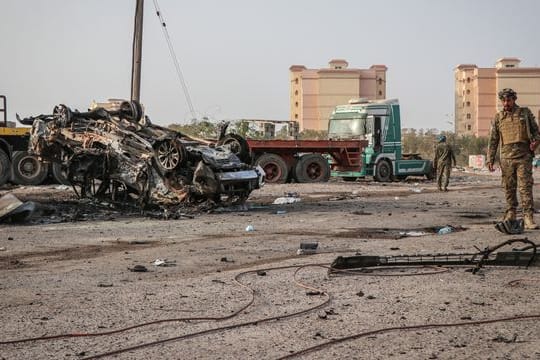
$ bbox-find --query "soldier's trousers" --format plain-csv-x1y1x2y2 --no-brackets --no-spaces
436,162,451,190
500,157,534,215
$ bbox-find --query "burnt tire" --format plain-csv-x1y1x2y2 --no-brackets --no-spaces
255,153,288,183
294,154,330,183
0,149,10,186
52,162,71,185
218,134,251,163
11,151,48,185
374,160,392,182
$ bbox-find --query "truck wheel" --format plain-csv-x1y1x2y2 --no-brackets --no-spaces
11,151,48,185
0,149,10,186
255,153,288,183
294,154,331,183
52,162,71,185
218,134,251,164
374,160,392,182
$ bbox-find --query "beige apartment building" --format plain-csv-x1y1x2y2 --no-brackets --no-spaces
455,58,540,137
289,59,387,131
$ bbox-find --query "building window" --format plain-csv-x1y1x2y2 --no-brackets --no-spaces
467,77,471,83
294,114,298,119
466,113,471,119
466,89,470,94
466,101,470,107
294,90,298,95
295,102,298,107
378,78,383,85
506,64,514,68
467,124,472,131
295,78,299,84
378,90,382,96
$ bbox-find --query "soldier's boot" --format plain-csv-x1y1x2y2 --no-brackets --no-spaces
503,209,516,222
524,213,539,230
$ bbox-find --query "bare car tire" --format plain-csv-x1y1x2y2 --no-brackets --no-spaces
0,149,10,186
218,134,251,164
374,159,392,182
255,153,288,184
294,154,330,183
11,151,48,185
154,139,186,175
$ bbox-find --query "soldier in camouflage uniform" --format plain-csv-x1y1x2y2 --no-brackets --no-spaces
434,135,456,191
487,88,540,229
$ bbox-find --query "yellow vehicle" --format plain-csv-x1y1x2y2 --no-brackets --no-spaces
0,95,50,186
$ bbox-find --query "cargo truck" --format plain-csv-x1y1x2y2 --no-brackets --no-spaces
238,98,433,183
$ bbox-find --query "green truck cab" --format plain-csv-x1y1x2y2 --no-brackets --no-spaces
328,98,434,182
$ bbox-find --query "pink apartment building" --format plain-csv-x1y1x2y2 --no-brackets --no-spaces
289,59,387,131
455,58,540,137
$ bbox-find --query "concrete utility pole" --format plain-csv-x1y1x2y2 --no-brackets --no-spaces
131,0,144,102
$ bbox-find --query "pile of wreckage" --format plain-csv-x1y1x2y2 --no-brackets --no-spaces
15,99,264,213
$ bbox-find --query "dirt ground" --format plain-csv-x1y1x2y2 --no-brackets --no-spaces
1,170,539,360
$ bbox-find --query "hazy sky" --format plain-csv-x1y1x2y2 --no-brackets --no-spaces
1,0,539,130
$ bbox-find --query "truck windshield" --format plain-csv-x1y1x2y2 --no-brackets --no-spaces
328,112,367,137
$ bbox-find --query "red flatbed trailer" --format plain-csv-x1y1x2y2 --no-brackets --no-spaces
246,139,369,183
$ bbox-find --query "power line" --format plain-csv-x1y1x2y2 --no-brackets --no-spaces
152,0,197,120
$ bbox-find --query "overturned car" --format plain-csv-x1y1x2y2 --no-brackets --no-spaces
18,100,264,209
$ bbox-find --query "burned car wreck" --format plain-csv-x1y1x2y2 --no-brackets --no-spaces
18,100,264,210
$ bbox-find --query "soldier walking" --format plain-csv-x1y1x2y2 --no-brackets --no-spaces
487,88,540,229
434,135,456,191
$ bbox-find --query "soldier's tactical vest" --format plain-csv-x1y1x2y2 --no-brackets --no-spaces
499,107,530,145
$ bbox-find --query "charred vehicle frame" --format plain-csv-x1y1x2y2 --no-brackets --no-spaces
18,99,264,209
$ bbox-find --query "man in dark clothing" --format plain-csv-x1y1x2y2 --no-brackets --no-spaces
433,135,456,191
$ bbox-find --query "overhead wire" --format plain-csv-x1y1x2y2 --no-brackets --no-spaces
152,0,197,120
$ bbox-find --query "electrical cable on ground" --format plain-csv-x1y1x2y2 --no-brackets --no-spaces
276,313,540,359
81,265,454,359
2,240,538,358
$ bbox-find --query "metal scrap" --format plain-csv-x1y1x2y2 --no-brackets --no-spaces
0,193,36,223
18,100,264,210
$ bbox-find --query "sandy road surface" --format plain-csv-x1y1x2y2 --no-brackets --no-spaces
0,170,539,359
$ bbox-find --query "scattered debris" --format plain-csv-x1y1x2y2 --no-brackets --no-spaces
297,242,319,255
330,239,539,273
351,210,372,215
97,282,114,287
0,247,6,251
220,257,234,263
275,210,287,215
256,270,267,276
491,334,519,343
245,224,255,232
399,231,427,237
273,197,301,205
437,225,454,235
0,193,36,223
305,290,322,296
494,219,524,235
152,259,176,267
128,265,148,272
